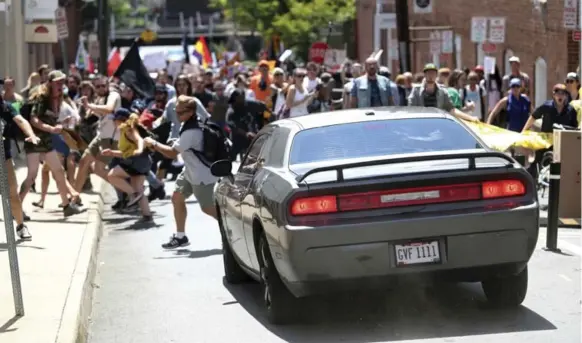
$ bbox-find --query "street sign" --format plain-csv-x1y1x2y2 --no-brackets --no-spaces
573,30,581,41
441,30,453,53
414,0,432,14
471,17,488,43
488,17,506,43
429,31,441,55
309,41,329,64
482,42,497,53
55,7,68,39
563,0,578,29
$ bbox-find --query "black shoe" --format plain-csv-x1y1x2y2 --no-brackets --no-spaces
23,212,30,221
147,186,166,202
112,199,126,211
16,224,32,241
161,234,190,249
63,203,82,217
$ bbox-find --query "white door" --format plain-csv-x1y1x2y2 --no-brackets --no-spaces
535,57,548,108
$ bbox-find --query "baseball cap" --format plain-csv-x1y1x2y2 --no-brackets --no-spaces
553,83,568,93
48,70,66,82
113,108,131,121
566,72,579,82
423,63,438,72
473,65,484,72
508,56,521,63
509,78,522,88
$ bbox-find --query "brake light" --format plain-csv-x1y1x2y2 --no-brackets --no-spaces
482,180,526,199
338,184,481,211
289,180,526,216
290,195,338,216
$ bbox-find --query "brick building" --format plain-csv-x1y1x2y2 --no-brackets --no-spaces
356,0,580,106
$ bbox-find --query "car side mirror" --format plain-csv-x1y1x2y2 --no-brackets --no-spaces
210,159,233,177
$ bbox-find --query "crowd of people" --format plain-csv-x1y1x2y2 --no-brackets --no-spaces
0,53,579,248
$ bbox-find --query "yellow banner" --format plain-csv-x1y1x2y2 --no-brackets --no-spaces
465,121,553,152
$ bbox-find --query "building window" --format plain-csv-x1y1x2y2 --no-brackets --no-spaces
535,57,548,108
504,49,515,76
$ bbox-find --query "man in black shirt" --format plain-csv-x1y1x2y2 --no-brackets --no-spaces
226,89,262,161
522,83,578,133
193,76,217,111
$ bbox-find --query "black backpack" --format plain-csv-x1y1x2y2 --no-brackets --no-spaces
180,118,231,167
2,100,31,142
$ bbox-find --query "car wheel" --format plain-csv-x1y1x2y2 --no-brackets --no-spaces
481,265,528,307
258,233,296,325
217,208,249,284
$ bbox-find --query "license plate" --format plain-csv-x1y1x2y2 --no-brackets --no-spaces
395,241,440,266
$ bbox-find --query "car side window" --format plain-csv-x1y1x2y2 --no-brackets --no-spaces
239,134,270,174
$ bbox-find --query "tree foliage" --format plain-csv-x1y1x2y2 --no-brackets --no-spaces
108,0,151,29
210,0,356,57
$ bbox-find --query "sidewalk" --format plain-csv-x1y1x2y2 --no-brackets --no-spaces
0,164,106,343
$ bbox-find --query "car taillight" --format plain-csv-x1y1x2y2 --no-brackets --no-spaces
290,195,338,216
338,183,482,211
482,180,526,199
289,180,526,216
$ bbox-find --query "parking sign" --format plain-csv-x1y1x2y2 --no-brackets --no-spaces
441,30,453,53
563,0,578,29
471,17,488,43
488,17,506,43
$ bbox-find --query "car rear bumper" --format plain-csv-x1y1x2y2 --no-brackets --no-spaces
272,204,539,297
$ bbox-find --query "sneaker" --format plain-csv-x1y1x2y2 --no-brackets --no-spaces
16,224,32,241
63,203,82,217
23,212,30,221
161,234,190,249
126,192,144,208
147,186,166,202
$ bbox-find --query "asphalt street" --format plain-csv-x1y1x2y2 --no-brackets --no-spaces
88,182,581,343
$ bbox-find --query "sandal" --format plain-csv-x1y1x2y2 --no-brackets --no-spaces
31,201,44,209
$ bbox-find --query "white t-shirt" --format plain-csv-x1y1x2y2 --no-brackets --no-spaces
97,91,122,141
462,85,487,120
303,77,321,93
172,128,218,186
58,101,80,129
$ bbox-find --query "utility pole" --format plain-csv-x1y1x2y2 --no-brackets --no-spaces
98,0,110,75
395,0,411,72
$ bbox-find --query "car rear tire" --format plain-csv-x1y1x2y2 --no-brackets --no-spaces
217,207,250,284
481,265,528,307
258,233,296,325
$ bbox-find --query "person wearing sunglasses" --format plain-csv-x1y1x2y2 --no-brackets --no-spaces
565,72,580,101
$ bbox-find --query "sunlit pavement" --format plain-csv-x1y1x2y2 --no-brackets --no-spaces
87,181,580,343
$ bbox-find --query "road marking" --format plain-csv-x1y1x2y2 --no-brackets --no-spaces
558,239,582,256
559,274,572,282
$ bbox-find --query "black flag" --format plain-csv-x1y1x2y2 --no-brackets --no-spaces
114,40,156,99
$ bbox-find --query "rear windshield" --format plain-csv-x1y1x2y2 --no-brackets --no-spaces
289,118,482,165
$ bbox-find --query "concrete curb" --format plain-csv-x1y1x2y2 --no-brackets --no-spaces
539,215,581,228
54,179,108,343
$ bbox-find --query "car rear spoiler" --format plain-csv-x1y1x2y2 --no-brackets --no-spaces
296,149,518,183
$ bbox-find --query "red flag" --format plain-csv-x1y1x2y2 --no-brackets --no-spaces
87,56,95,73
107,48,122,76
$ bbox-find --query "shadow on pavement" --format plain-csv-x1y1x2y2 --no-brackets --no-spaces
0,241,45,251
224,279,556,343
153,248,223,259
0,315,22,333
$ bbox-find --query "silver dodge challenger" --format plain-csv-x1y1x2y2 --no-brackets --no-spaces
210,107,539,324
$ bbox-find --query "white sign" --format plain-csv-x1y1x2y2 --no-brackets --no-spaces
471,17,488,43
484,56,496,74
563,0,578,29
441,30,453,53
25,0,59,21
55,7,68,39
430,31,441,55
324,49,347,67
414,0,432,14
488,17,506,43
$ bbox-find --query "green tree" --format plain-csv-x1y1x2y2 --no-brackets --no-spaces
210,0,355,58
108,0,150,29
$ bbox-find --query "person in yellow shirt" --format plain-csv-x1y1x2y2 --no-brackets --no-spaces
101,108,153,223
568,99,582,128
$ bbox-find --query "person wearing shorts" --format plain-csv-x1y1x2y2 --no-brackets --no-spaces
144,95,218,249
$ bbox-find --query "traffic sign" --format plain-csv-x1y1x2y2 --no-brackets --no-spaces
471,17,488,43
309,42,329,64
563,0,578,29
488,17,506,44
482,42,497,53
55,7,68,40
573,30,581,42
441,30,453,54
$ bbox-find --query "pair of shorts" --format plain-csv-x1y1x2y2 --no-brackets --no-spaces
85,136,118,164
52,134,70,157
174,172,215,209
118,154,152,176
